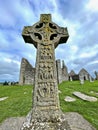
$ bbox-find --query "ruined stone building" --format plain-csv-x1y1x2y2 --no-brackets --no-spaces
79,68,90,80
69,70,79,81
19,58,35,85
56,59,68,84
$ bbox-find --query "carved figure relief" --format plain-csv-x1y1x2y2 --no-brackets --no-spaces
39,44,53,60
36,82,55,103
22,14,69,109
38,62,54,80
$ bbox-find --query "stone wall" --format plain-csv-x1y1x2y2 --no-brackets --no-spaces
56,59,62,84
19,58,35,85
56,59,69,84
61,60,69,81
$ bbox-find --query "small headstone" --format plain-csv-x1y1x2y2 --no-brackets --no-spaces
58,90,62,93
73,91,97,102
89,75,93,82
0,97,8,102
64,96,76,102
90,91,94,94
80,75,84,84
70,76,73,81
90,91,98,96
24,92,27,94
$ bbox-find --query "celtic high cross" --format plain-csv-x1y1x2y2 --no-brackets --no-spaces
22,14,69,129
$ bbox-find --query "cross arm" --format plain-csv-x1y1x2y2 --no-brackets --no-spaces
55,27,69,48
22,26,37,48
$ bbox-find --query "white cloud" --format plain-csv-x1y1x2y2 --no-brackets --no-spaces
89,60,98,65
79,51,97,58
70,45,78,53
3,58,20,66
86,0,98,12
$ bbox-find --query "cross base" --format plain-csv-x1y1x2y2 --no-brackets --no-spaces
21,110,71,130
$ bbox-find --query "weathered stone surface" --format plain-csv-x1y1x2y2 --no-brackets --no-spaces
73,91,97,102
21,14,69,130
0,117,25,130
79,68,90,80
64,96,76,102
79,76,84,84
19,58,35,85
0,113,96,130
56,59,68,84
21,111,71,130
64,112,96,130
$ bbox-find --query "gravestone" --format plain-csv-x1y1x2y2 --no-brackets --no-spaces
21,14,70,130
69,76,73,81
79,75,84,84
73,91,97,102
89,75,93,82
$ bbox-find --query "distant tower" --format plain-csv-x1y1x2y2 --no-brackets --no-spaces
19,58,27,85
56,59,62,84
62,60,68,81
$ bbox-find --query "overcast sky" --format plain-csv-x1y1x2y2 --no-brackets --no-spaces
0,0,98,82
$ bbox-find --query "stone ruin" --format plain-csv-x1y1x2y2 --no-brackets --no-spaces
69,68,93,81
19,58,35,85
79,68,90,80
56,59,69,84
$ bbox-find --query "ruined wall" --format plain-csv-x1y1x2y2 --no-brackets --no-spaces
56,59,68,84
19,58,35,85
56,59,62,84
61,60,69,81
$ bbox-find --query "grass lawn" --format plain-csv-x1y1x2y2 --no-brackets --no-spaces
0,85,32,123
0,81,98,129
59,80,98,129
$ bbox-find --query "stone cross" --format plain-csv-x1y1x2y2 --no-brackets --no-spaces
22,14,69,129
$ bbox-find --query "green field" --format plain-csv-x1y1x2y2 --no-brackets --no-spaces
0,81,98,129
